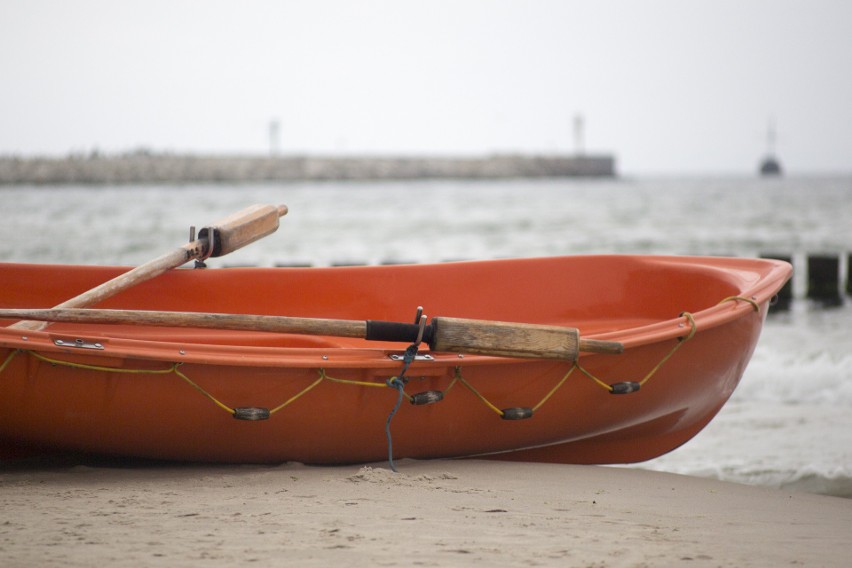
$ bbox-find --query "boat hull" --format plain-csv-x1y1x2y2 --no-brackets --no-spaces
0,255,791,464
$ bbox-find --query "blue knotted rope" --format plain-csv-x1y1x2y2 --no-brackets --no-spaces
385,376,407,473
385,342,419,472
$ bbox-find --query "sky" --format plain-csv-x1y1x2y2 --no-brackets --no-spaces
1,0,851,176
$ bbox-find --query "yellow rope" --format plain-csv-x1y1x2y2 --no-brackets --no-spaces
443,371,460,394
454,368,505,417
319,368,413,402
572,311,698,391
23,350,237,415
574,361,615,392
172,365,235,415
532,366,577,411
269,373,326,415
0,349,20,374
0,305,706,421
320,369,391,389
637,311,695,386
28,350,176,375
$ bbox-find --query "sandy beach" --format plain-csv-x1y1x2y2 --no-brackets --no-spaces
1,458,850,567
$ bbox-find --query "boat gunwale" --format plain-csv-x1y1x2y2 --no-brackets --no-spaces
0,255,792,369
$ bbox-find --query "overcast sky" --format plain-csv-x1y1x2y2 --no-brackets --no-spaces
1,0,850,175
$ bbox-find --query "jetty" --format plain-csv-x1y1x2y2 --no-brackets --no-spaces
0,152,616,185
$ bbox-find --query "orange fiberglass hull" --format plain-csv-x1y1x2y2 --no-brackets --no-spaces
0,255,791,465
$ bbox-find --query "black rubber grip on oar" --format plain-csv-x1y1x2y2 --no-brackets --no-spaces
365,320,435,346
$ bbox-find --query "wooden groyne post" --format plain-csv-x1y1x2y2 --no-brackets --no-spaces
848,253,852,297
761,252,848,311
807,255,842,307
761,253,794,311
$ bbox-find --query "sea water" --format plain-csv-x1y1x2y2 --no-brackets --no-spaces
2,177,850,497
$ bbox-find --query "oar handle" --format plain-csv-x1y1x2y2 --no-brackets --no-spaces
366,318,624,358
427,317,623,359
367,318,582,358
577,338,625,356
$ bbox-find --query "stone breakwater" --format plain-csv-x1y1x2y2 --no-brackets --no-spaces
0,153,615,184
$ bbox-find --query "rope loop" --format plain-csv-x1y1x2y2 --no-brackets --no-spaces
719,295,760,313
677,311,698,341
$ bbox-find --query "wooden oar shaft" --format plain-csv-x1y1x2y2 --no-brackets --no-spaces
0,308,624,359
9,204,288,332
51,247,195,311
3,308,366,338
577,338,625,356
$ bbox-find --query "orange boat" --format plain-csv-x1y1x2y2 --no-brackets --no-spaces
0,254,791,465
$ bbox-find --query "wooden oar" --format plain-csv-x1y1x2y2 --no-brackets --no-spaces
0,308,624,359
9,204,288,332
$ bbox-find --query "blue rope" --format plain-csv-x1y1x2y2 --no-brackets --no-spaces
385,376,406,473
384,342,418,473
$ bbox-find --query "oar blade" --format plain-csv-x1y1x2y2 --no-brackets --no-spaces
199,204,288,257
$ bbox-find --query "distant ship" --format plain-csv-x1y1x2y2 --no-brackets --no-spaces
759,119,783,176
759,156,782,176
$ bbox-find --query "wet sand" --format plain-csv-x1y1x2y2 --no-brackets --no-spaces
1,458,850,567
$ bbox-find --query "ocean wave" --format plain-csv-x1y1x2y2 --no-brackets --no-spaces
741,308,852,405
717,466,852,499
779,472,852,499
637,463,852,499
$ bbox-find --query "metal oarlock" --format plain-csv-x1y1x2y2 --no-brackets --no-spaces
413,307,428,347
191,225,214,269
